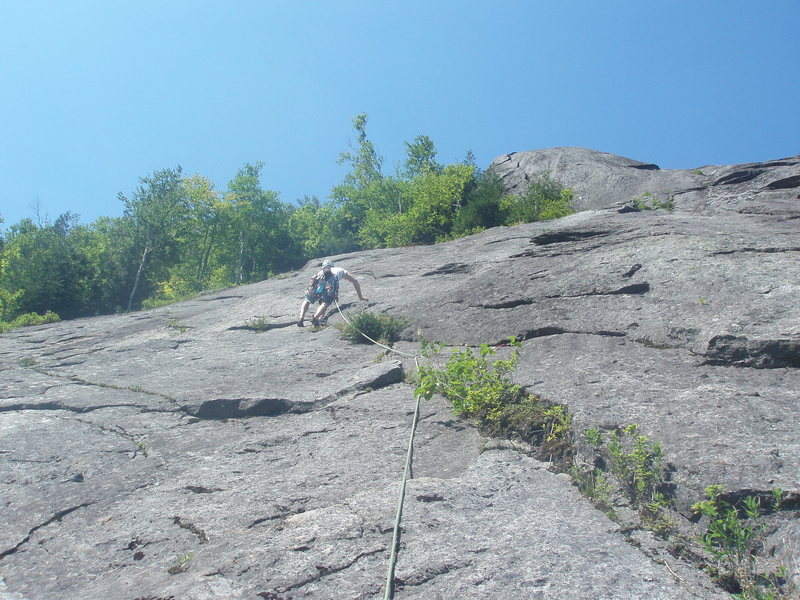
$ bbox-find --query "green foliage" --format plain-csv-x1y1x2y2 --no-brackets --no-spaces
632,192,675,211
572,424,672,534
338,311,407,345
0,288,23,322
0,213,97,319
417,337,573,466
168,552,194,575
452,169,510,235
584,427,605,448
571,465,614,511
692,486,791,599
167,318,189,333
401,134,441,179
120,166,188,310
509,173,575,223
606,424,665,509
244,316,270,332
0,310,60,333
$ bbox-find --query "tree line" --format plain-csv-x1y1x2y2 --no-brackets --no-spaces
0,114,574,330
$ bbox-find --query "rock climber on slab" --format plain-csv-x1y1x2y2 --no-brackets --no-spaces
298,259,368,327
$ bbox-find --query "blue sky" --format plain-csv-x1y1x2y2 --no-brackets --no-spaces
1,0,798,229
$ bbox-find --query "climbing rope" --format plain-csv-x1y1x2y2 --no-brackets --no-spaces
333,299,422,600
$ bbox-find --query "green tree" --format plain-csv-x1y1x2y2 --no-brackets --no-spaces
74,216,136,314
330,113,385,251
0,213,94,320
509,172,575,224
401,135,441,179
335,113,384,190
225,162,297,283
119,166,187,310
181,174,226,288
399,163,476,245
453,168,510,235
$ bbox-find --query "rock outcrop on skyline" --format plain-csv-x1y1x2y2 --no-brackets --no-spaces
1,148,798,599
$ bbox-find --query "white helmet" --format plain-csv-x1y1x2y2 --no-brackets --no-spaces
322,259,334,269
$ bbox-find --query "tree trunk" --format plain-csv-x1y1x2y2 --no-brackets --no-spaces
127,245,151,311
236,231,245,285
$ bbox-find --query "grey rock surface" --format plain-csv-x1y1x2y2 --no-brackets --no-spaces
490,146,800,219
2,148,799,599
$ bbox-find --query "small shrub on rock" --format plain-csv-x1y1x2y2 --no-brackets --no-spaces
416,337,573,469
0,310,60,334
339,311,407,345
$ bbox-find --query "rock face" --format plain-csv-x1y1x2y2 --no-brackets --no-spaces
490,146,800,218
1,148,799,599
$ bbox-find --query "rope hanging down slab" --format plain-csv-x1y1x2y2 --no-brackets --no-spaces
333,300,422,599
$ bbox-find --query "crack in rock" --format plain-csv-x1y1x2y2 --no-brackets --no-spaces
703,334,800,369
711,246,800,255
185,486,224,494
531,229,613,246
544,282,651,298
183,362,403,420
518,327,626,342
713,169,763,186
766,174,800,189
395,559,472,588
422,263,473,276
478,298,535,309
262,548,385,596
172,516,209,543
0,503,94,560
622,263,643,278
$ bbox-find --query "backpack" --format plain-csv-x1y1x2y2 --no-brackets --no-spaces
307,271,339,300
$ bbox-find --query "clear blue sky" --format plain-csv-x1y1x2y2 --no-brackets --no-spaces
2,0,798,229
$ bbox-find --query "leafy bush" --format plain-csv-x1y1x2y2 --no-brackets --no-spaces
244,316,270,332
606,424,665,509
571,424,673,535
339,311,407,345
416,337,573,467
632,192,674,211
509,173,575,224
692,486,792,598
0,311,61,333
452,169,510,235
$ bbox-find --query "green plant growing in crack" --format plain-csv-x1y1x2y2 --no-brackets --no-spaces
607,424,665,510
632,192,674,211
571,428,615,512
167,551,194,575
692,485,793,599
572,424,673,535
245,316,270,332
168,318,189,333
416,336,573,468
571,464,615,513
135,439,149,457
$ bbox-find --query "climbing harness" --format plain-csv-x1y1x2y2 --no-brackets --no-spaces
333,299,422,600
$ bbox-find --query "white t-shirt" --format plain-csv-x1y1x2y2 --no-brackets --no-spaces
319,266,347,282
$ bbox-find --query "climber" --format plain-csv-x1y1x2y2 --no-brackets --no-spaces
298,259,368,327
